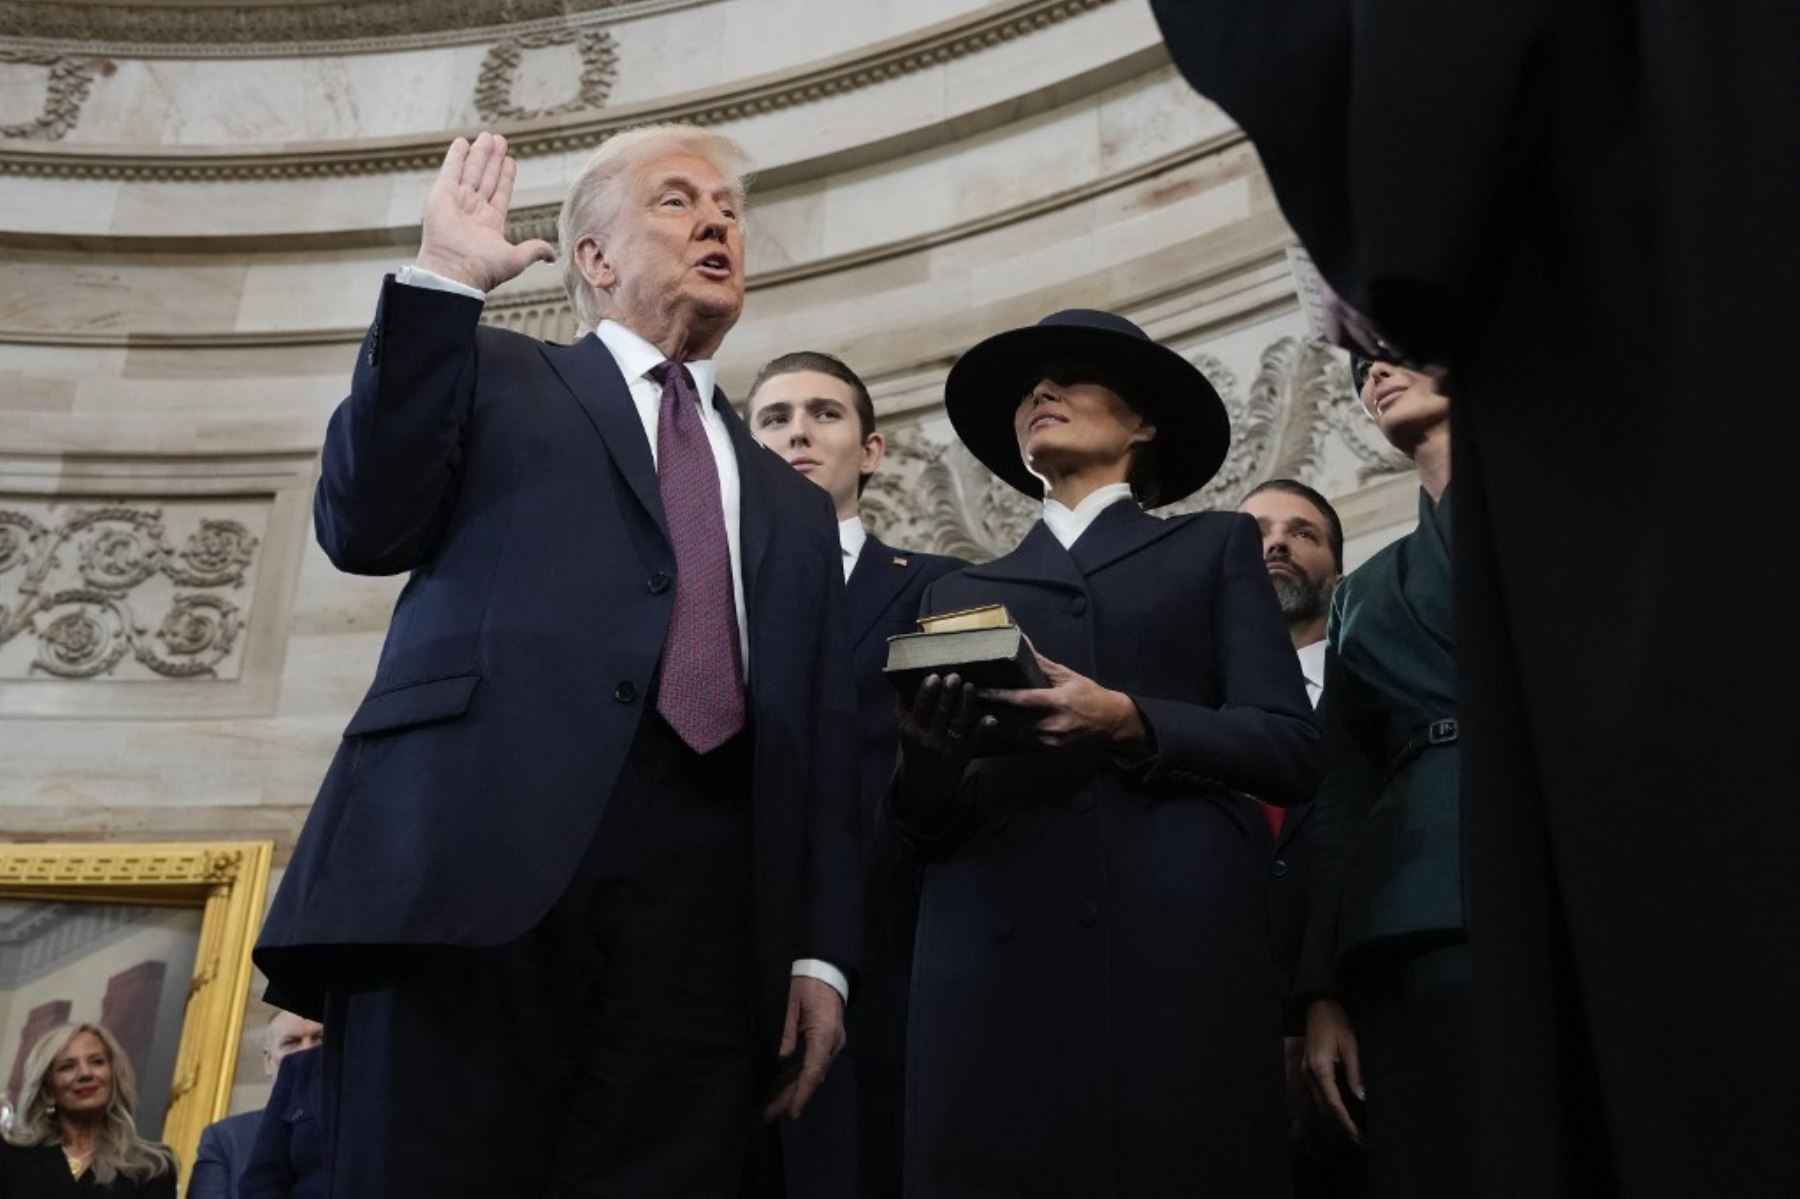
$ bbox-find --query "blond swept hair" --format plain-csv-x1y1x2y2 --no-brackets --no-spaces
5,1023,176,1185
557,123,754,333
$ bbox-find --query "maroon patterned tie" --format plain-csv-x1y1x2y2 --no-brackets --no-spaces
649,360,745,752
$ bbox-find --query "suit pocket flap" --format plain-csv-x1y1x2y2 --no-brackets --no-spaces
344,673,480,737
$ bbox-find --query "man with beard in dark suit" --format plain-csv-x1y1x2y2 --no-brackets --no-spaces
748,352,962,1198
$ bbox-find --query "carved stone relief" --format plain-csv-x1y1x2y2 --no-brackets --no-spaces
475,29,619,123
862,336,1412,561
0,499,264,682
0,0,662,55
0,48,93,142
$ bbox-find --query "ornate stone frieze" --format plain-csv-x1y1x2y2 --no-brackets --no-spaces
0,500,262,682
0,48,93,142
862,336,1412,561
0,0,689,58
475,29,618,123
0,0,1119,180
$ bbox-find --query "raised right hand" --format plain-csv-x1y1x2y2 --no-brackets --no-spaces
414,131,556,292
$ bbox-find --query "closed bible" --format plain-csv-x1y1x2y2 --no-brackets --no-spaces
884,604,1048,712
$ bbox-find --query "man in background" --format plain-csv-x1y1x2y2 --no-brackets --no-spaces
189,1009,324,1199
1241,478,1361,1198
748,352,962,1198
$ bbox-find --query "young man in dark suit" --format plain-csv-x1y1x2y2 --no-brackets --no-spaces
255,126,861,1197
748,352,962,1198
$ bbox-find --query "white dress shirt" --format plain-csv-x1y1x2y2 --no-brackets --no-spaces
1042,482,1136,550
394,268,846,1003
838,516,867,582
1296,638,1325,710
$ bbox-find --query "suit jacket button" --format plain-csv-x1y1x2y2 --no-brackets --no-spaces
613,681,637,704
1069,595,1089,616
991,921,1013,945
1077,899,1099,927
1072,792,1094,813
1272,859,1289,878
646,572,671,594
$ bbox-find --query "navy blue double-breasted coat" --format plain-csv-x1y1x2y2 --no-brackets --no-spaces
898,501,1322,1198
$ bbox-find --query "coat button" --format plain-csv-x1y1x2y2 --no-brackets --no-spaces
646,572,671,594
990,810,1010,833
1070,595,1088,616
1072,792,1094,813
613,681,637,704
991,921,1013,945
1272,859,1289,878
1077,899,1099,927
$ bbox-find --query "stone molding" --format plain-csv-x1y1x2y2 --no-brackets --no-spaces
0,0,700,59
0,131,1240,350
0,0,1119,181
0,47,94,142
0,502,258,681
0,450,315,719
474,28,619,124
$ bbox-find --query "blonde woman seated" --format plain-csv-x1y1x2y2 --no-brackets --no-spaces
0,1023,176,1197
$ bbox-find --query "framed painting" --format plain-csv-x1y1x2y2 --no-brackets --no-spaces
0,841,272,1190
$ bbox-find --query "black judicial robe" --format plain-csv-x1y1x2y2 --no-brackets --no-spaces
899,503,1322,1198
1150,3,1800,1194
1297,487,1460,996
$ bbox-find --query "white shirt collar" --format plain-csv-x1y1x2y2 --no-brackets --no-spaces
1296,638,1326,709
1042,482,1136,550
596,319,719,403
838,516,867,580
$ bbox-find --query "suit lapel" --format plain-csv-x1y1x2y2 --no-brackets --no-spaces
1066,499,1184,576
847,533,920,648
539,335,667,541
959,520,1086,595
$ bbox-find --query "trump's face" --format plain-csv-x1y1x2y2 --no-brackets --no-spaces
581,151,745,356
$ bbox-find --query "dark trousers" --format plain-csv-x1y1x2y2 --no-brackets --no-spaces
1345,939,1474,1199
321,714,772,1198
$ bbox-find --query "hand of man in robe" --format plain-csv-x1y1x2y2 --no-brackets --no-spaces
414,131,556,292
982,650,1147,749
1304,997,1364,1142
763,975,846,1122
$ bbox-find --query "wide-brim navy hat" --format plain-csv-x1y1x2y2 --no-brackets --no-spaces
944,309,1231,507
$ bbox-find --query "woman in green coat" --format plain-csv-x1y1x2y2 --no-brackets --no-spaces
1298,353,1462,1198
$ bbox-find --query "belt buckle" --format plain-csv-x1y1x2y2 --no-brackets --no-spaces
1427,718,1459,745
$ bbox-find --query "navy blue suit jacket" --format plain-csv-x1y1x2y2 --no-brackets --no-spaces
845,534,965,860
255,279,862,1034
239,1048,325,1199
190,1109,262,1199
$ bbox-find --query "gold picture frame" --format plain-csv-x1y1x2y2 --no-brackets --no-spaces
0,840,273,1191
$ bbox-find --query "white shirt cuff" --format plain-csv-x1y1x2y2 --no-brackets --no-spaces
394,264,487,303
790,958,849,1004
